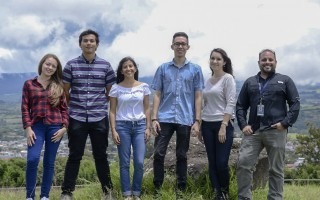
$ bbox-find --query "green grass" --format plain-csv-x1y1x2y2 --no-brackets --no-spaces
0,161,318,200
0,175,319,200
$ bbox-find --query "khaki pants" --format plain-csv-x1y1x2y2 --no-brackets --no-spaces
236,129,287,200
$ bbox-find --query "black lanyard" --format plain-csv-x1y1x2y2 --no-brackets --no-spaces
257,74,274,104
258,81,270,95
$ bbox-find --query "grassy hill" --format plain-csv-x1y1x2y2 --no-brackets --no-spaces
0,177,319,200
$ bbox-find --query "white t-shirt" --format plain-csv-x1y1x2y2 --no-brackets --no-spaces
109,83,151,121
201,73,236,122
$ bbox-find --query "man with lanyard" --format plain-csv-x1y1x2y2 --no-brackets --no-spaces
236,49,300,200
60,29,116,200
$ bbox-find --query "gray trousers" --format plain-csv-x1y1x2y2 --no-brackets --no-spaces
237,129,287,200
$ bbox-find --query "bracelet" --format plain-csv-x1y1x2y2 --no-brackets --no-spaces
195,119,201,124
152,119,158,122
221,121,228,126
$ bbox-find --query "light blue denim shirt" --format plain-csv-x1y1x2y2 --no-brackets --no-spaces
151,59,204,126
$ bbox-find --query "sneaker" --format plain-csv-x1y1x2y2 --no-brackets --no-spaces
175,190,184,200
133,196,141,200
60,192,72,200
215,195,224,200
238,196,250,200
102,192,116,200
221,192,230,200
124,196,133,200
153,188,161,199
40,197,50,200
26,198,33,200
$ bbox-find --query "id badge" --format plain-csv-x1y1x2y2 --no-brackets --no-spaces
257,104,264,116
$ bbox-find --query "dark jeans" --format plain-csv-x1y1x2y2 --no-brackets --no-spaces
26,121,61,199
61,117,113,193
201,120,234,194
153,123,191,190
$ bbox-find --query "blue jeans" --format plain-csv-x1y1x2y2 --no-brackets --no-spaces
153,123,191,190
116,119,146,197
26,121,62,199
61,117,113,194
201,120,234,195
237,129,287,200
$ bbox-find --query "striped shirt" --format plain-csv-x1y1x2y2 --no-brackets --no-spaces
63,55,116,122
21,77,69,129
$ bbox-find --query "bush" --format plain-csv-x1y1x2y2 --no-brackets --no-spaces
285,163,320,185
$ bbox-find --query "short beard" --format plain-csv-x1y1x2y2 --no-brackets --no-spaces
261,66,275,74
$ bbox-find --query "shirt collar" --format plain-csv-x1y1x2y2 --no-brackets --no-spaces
257,71,275,81
169,58,190,68
81,54,96,64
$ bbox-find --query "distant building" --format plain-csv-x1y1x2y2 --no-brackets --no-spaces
0,151,15,160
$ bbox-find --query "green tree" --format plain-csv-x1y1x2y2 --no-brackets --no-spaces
295,124,320,164
0,158,25,187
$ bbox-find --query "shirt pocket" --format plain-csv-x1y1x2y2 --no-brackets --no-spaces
163,75,176,93
264,83,285,99
72,74,87,83
91,74,106,85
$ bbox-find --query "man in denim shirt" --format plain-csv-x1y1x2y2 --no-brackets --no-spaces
151,32,204,197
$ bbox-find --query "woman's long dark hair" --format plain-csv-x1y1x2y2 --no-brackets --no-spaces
116,56,139,83
209,48,233,76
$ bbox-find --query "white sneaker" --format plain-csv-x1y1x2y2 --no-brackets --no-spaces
40,198,49,200
26,198,33,200
60,193,72,200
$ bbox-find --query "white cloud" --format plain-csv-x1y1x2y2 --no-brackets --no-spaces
1,15,63,47
0,48,14,59
0,0,320,84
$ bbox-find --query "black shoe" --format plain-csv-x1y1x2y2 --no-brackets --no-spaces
238,196,250,200
175,189,185,200
60,191,73,200
102,186,115,200
153,187,161,199
221,191,230,200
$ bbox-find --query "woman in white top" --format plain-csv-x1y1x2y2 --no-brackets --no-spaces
109,57,151,200
200,48,236,200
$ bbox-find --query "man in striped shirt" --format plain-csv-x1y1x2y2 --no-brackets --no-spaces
60,29,116,200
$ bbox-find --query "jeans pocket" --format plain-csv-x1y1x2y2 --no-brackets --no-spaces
136,119,146,126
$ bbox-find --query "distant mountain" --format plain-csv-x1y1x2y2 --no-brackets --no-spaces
0,72,37,98
1,72,320,131
139,76,154,85
1,72,319,107
0,73,155,102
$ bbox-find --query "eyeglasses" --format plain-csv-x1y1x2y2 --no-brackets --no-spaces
173,42,188,47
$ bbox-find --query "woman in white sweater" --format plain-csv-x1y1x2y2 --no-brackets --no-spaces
200,48,236,200
109,57,151,200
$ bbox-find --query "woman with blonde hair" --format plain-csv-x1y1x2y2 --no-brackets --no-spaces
22,53,69,200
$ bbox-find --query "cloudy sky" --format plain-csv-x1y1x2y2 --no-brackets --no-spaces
0,0,320,84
